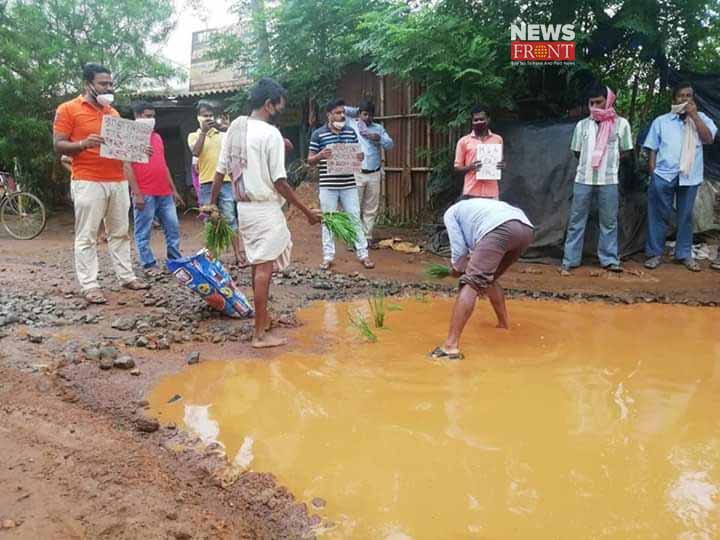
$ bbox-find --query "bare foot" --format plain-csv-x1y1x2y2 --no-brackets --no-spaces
496,321,509,329
252,333,288,349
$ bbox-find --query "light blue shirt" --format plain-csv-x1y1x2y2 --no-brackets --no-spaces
443,199,533,268
344,107,394,171
642,111,717,186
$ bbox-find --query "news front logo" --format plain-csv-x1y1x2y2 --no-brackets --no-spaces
510,23,576,65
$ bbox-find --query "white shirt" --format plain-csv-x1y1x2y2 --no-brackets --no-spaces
216,117,287,204
443,198,533,267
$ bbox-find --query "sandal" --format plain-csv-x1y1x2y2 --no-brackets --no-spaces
83,288,107,304
711,259,720,271
144,266,164,278
429,346,464,360
319,260,333,271
680,258,701,272
644,256,662,270
361,258,375,269
123,279,151,290
603,264,623,273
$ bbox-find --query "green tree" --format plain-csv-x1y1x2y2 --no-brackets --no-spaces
0,0,177,204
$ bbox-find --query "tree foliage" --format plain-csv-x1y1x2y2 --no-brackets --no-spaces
0,0,177,203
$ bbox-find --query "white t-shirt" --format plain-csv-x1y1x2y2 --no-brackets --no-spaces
216,117,287,204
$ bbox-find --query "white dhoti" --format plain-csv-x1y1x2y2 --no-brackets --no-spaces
235,201,292,271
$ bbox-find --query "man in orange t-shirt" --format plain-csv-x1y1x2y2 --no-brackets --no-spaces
53,63,149,303
454,105,505,199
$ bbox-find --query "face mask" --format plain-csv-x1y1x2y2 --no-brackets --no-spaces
88,84,114,106
473,121,488,133
136,117,156,129
332,121,345,130
97,93,114,107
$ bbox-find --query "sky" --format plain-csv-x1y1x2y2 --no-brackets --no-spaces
160,0,236,87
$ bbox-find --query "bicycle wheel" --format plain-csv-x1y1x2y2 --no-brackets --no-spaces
1,191,47,240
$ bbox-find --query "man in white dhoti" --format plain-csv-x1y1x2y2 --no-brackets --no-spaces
211,78,321,348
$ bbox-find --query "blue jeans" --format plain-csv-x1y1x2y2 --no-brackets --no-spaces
199,182,238,231
646,173,699,260
133,195,182,269
562,183,619,268
319,187,369,261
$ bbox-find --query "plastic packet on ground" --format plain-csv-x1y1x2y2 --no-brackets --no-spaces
167,249,254,318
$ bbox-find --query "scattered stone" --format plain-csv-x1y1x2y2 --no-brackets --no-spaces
99,346,119,360
135,336,149,348
135,417,160,433
99,358,114,370
186,352,200,365
311,497,326,509
27,331,44,344
111,317,136,331
172,531,192,540
130,368,141,376
166,512,178,521
1,519,17,529
113,356,136,370
167,394,182,404
157,338,170,350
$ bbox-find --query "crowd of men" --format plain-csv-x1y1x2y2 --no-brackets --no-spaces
52,62,717,354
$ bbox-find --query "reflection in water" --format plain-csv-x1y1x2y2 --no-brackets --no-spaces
183,405,220,446
149,298,720,540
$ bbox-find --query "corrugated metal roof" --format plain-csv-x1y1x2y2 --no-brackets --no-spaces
131,81,249,100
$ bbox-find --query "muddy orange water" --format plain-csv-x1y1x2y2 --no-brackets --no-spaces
149,298,720,539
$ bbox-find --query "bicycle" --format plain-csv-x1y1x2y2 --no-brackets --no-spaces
0,159,47,240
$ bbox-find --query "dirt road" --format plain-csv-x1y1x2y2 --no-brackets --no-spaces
1,201,718,539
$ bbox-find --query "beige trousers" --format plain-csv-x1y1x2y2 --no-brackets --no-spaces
354,170,382,240
71,180,136,292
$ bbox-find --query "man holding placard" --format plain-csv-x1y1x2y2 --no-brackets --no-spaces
53,63,150,304
308,99,375,270
454,105,505,199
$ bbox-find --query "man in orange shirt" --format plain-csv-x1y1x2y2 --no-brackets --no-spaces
454,105,505,199
53,63,149,304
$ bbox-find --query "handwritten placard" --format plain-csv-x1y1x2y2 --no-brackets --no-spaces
475,143,502,180
326,143,362,176
100,116,152,163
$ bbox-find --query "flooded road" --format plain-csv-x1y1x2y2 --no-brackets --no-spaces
149,298,720,539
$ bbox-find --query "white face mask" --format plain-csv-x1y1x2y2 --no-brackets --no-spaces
136,117,156,129
97,93,114,107
332,120,345,130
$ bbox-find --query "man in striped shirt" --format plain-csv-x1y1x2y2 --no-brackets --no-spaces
308,99,374,270
560,83,633,275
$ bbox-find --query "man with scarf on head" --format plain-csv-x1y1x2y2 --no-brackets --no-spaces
560,83,633,276
643,82,717,272
53,63,151,304
454,105,505,200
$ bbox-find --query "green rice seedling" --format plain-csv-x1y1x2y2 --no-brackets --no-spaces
349,310,377,342
368,291,387,328
424,263,451,279
322,211,359,247
200,205,236,260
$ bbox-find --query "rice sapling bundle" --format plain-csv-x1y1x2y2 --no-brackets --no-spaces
322,211,359,247
368,292,386,328
200,204,236,260
424,263,451,279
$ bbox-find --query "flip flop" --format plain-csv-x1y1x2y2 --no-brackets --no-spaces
428,346,464,360
123,279,151,290
83,288,107,304
711,260,720,271
320,260,333,271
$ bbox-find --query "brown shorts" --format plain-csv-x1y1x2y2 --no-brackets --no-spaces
459,220,534,293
